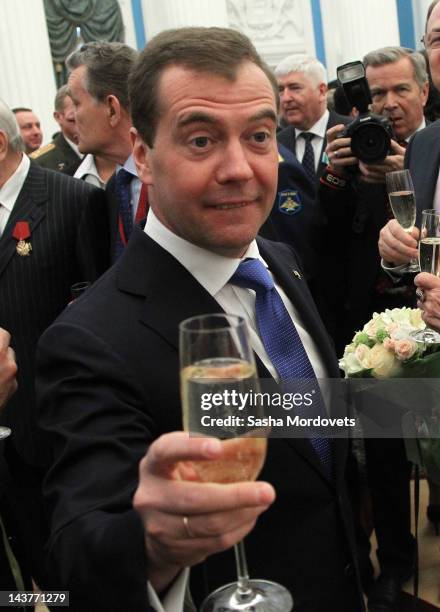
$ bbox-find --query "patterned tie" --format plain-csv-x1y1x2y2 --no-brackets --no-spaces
230,259,332,474
114,169,134,261
300,132,316,180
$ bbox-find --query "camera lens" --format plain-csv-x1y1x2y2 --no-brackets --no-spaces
351,123,391,164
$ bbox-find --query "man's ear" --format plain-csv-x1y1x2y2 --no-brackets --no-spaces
53,110,62,127
0,132,9,161
107,95,122,127
318,82,328,100
130,128,153,185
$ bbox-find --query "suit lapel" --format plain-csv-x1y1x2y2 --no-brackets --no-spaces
409,126,440,221
117,230,223,350
0,163,47,279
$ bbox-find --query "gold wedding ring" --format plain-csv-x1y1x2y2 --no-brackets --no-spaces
182,515,194,538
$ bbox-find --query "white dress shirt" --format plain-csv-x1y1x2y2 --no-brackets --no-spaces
144,210,328,380
74,154,106,189
0,154,30,235
295,109,329,172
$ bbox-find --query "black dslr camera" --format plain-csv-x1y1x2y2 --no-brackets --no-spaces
337,61,394,164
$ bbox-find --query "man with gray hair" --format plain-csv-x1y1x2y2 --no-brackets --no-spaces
276,54,349,180
66,42,146,261
30,85,82,175
0,97,109,594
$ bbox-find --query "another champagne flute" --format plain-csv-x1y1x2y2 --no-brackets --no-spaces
385,169,419,272
179,313,293,612
412,209,440,345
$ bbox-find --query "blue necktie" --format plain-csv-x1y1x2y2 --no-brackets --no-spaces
114,169,134,261
230,259,332,474
300,132,316,180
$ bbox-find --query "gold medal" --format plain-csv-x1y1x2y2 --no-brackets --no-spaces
16,240,32,256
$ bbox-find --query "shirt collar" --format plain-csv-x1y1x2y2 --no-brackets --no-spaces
295,109,329,140
0,154,30,212
403,119,426,143
144,209,262,296
117,154,138,178
74,154,98,179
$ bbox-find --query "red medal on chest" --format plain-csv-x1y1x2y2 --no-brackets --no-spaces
12,221,32,256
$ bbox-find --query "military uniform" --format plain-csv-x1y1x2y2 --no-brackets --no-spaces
30,132,81,176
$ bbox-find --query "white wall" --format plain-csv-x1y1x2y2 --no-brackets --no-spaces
142,0,229,39
413,0,432,49
0,0,57,143
320,0,400,81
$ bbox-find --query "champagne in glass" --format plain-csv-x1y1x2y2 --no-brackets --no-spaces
386,169,419,272
412,209,440,344
181,359,266,484
179,314,293,612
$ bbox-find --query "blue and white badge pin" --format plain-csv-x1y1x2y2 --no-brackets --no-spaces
278,190,302,215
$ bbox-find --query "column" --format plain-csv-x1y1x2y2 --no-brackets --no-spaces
0,0,58,144
320,0,400,80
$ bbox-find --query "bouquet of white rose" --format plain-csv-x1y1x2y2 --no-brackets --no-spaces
339,307,440,379
339,307,440,484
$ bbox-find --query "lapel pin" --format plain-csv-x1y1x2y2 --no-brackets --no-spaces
292,269,302,279
12,221,32,257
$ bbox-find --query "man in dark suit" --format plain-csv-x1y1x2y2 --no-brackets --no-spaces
30,85,82,175
260,142,325,283
323,47,429,612
275,54,349,181
37,27,365,612
0,97,110,592
65,42,142,261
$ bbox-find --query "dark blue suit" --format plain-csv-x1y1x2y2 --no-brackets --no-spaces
36,229,364,611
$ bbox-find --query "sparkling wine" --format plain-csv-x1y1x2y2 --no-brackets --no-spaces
181,358,266,483
419,237,440,275
182,436,267,484
389,190,416,230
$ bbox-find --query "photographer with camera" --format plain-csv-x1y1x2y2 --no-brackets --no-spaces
318,47,429,612
320,47,428,351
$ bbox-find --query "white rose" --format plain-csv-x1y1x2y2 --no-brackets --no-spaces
369,344,401,378
339,352,364,376
363,319,384,339
409,309,425,330
354,345,371,369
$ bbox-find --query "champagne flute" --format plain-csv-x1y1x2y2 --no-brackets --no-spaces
412,209,440,344
385,169,419,272
179,313,293,612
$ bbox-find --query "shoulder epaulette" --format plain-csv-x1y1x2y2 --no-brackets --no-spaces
29,143,56,159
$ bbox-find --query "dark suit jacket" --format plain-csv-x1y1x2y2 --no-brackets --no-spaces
37,229,364,612
31,133,82,176
277,110,351,178
259,143,323,281
405,119,440,222
0,161,109,588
